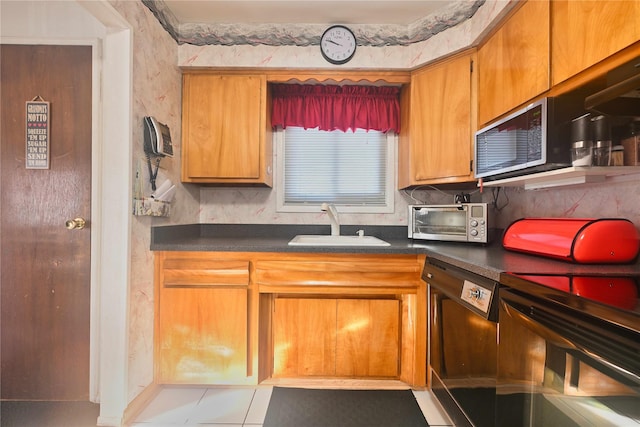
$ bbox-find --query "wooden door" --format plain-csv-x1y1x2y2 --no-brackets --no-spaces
1,44,92,400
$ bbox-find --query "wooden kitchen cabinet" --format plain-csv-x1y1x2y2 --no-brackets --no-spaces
272,297,400,378
551,0,640,86
155,252,427,387
155,252,253,384
181,72,272,185
477,0,549,127
398,50,476,188
336,298,400,377
272,298,337,377
256,253,426,385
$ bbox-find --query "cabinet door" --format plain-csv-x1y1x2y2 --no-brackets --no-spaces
181,74,271,184
336,299,400,377
272,297,401,378
156,255,251,384
272,298,336,377
398,52,474,188
478,0,550,126
551,0,640,85
158,287,248,383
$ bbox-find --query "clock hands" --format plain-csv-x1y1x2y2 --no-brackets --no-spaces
327,39,342,46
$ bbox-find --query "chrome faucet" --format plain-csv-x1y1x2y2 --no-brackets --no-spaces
321,203,340,236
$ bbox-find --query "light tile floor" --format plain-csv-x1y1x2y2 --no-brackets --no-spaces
130,386,454,427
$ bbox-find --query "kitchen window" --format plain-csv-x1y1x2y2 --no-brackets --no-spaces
271,83,400,213
275,127,396,213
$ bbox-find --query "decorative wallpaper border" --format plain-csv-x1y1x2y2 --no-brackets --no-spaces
141,0,485,46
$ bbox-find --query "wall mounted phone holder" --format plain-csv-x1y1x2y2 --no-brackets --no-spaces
143,116,173,191
134,117,176,217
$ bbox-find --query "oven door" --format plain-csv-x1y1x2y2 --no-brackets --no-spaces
498,289,640,427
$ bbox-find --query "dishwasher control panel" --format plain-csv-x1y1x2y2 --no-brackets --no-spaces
423,257,499,321
461,280,493,314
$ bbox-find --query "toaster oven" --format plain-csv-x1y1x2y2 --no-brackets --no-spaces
408,203,490,243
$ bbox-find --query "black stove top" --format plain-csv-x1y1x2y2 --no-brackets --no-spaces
500,272,640,333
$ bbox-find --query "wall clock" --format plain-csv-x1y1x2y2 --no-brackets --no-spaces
320,25,357,65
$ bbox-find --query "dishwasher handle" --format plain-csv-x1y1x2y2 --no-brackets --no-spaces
500,289,640,386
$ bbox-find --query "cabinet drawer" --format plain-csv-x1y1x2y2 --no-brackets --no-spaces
162,259,250,287
255,257,423,293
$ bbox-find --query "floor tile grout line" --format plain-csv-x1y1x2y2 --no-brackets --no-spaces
241,388,257,425
184,387,208,425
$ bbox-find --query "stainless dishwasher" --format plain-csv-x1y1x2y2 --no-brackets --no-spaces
423,258,499,427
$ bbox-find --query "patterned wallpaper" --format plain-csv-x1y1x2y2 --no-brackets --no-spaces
142,0,486,47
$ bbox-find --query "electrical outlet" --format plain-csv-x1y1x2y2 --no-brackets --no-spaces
455,193,471,204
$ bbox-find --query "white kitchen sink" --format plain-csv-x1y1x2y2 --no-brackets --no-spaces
288,235,390,247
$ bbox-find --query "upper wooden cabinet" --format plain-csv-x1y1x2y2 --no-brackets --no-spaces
181,73,272,185
551,0,640,86
398,51,476,189
477,0,550,127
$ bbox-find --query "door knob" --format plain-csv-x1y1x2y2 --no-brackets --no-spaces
65,217,86,230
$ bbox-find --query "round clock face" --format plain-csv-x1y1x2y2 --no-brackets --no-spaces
320,25,357,65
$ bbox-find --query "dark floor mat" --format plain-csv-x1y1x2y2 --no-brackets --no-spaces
263,387,429,427
0,401,99,427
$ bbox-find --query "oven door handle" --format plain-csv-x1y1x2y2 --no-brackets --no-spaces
500,297,577,350
500,296,640,384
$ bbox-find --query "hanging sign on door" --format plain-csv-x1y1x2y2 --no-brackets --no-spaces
25,96,50,169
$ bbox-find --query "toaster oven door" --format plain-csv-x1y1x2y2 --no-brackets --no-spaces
411,206,469,241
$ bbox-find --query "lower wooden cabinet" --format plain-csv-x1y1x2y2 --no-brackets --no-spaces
273,298,336,377
155,251,427,387
155,253,252,384
157,286,248,383
272,297,400,378
337,299,400,377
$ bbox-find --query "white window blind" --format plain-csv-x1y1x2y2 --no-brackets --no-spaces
276,126,395,213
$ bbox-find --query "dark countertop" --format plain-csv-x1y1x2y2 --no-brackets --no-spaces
151,224,640,282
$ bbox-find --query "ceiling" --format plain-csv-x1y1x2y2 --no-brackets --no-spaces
143,0,487,46
161,0,457,26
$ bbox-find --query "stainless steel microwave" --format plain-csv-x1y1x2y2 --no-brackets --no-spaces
474,98,573,180
408,203,489,243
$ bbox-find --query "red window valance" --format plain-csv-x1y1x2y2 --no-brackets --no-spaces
270,83,401,133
